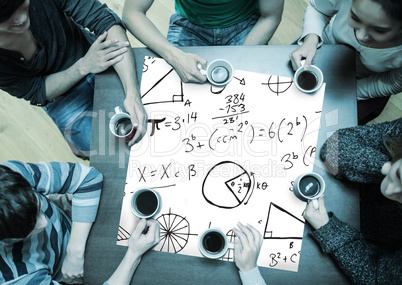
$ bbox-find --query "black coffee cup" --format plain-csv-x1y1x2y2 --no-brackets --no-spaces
131,188,161,219
294,64,324,93
293,172,325,209
198,228,234,259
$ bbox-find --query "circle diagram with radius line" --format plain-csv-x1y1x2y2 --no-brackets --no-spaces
202,161,251,209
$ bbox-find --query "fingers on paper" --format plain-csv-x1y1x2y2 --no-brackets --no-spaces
234,223,262,247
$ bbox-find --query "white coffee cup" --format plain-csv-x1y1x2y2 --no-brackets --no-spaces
198,228,234,259
197,59,234,86
109,106,135,142
294,63,324,93
131,188,161,219
293,172,325,210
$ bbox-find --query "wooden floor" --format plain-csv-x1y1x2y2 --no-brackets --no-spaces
0,0,400,164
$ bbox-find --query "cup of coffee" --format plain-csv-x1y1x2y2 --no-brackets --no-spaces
294,64,324,93
198,228,234,259
197,59,234,86
131,188,161,219
109,106,135,142
293,172,325,210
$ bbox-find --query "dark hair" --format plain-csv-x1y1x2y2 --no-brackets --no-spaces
385,137,402,163
372,0,402,22
0,165,38,240
0,0,25,23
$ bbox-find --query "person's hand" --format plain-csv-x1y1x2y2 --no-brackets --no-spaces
167,50,207,83
124,95,148,146
303,195,330,230
61,246,84,284
79,31,129,75
289,34,319,71
233,223,262,272
127,218,160,259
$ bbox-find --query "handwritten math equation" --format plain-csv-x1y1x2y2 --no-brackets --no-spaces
120,57,326,272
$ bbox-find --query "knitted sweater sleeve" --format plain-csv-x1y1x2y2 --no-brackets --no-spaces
319,118,402,183
310,213,402,285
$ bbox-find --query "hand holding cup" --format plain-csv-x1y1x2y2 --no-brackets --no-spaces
197,59,234,86
109,106,136,142
303,196,329,230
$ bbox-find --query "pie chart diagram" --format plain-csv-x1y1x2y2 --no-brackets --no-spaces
155,210,191,254
202,161,251,209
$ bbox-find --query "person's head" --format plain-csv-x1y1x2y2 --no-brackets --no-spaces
0,165,45,241
348,0,402,48
381,138,402,203
0,0,30,34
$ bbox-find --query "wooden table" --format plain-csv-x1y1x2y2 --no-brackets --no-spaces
85,45,358,284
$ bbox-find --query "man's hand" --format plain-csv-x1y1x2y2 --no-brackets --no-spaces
167,50,207,83
233,223,262,272
124,95,148,146
78,31,129,76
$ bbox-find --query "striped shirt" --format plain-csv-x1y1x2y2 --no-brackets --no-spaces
0,161,103,284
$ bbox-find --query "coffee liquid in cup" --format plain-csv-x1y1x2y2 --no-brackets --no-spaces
203,231,225,253
115,118,133,136
299,175,320,197
135,190,158,216
211,67,229,83
297,71,318,91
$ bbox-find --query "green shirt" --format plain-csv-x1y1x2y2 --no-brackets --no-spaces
175,0,259,28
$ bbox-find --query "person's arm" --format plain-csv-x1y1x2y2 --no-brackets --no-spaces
319,121,397,184
304,196,402,284
104,24,148,145
0,161,103,282
242,0,284,45
233,223,267,285
44,31,129,101
289,0,339,70
61,221,93,283
122,0,207,83
44,0,130,101
357,68,402,100
105,219,160,285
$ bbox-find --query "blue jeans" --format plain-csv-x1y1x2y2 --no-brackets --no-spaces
167,13,260,46
43,74,94,158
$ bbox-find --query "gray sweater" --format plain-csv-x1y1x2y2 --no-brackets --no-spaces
320,118,402,183
313,118,402,284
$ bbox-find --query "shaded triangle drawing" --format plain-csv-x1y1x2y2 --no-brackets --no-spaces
263,202,305,239
117,226,131,242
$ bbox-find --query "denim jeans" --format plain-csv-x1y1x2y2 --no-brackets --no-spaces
167,12,260,47
43,74,94,158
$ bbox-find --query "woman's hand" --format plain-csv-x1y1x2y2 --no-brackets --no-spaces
127,218,160,258
289,34,319,71
303,195,330,230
